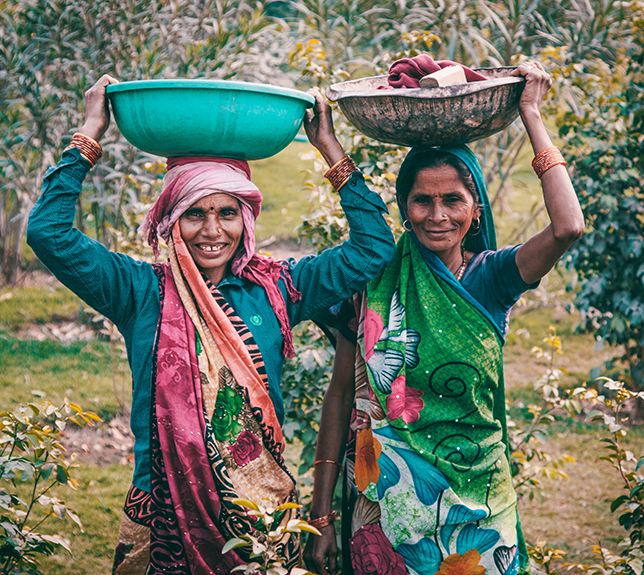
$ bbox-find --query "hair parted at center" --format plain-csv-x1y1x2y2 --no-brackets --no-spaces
395,150,481,208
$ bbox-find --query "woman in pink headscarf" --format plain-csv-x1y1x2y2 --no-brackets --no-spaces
27,75,395,574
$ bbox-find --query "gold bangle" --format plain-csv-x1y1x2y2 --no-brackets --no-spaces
314,459,342,468
531,146,566,179
63,133,103,167
324,156,357,191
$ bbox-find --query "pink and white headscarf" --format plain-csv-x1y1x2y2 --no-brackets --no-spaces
141,156,301,357
142,156,262,275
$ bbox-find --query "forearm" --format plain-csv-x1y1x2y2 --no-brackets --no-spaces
310,334,356,519
27,149,91,265
516,109,585,283
523,109,584,239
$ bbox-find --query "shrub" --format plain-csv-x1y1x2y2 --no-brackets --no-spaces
0,399,100,574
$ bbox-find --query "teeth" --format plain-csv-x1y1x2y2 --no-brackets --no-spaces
201,245,223,252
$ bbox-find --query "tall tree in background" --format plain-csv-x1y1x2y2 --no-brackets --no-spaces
0,0,287,284
561,7,644,386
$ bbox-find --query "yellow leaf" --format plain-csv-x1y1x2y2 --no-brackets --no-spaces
231,499,259,512
297,523,321,536
275,502,301,512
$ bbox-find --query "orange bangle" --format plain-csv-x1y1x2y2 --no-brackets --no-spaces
64,133,103,167
324,156,357,191
308,511,337,529
531,146,566,179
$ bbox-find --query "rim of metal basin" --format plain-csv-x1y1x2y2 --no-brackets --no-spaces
107,78,315,106
326,68,525,102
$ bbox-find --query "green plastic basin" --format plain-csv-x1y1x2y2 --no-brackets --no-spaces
106,79,315,160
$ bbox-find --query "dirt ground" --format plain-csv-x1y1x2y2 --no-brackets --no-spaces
60,415,135,466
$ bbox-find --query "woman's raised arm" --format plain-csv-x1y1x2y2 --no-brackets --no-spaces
511,62,585,285
26,74,157,327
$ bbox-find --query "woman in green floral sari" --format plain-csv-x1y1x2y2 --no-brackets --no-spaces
305,61,585,575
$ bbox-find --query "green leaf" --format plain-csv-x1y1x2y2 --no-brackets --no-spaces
40,534,72,554
611,495,629,512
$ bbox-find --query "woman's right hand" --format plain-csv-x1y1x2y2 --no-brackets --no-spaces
304,523,340,575
303,88,345,168
79,74,119,142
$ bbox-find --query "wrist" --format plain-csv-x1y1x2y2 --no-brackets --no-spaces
519,106,543,126
78,122,105,143
64,133,103,167
309,502,334,520
308,510,337,530
318,139,345,167
324,156,357,191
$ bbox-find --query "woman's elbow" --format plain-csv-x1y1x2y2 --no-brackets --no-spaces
25,217,43,250
554,220,585,245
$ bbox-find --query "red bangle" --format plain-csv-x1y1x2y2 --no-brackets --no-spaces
64,133,103,167
308,510,337,529
531,146,566,179
324,156,357,191
314,459,342,468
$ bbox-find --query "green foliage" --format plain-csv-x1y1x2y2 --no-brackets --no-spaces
222,498,317,575
0,399,100,574
584,379,644,553
281,323,333,475
547,378,644,575
508,327,576,501
557,7,644,386
289,0,635,75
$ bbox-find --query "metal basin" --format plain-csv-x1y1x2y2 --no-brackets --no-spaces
326,67,525,147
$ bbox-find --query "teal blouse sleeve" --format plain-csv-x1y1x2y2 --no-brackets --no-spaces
26,148,159,330
284,171,395,326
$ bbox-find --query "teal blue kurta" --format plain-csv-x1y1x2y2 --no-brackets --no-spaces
27,148,395,492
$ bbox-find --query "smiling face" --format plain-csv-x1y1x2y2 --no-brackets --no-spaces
404,165,481,265
179,193,244,285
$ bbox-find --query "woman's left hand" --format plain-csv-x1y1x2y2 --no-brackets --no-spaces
303,87,345,167
511,61,552,117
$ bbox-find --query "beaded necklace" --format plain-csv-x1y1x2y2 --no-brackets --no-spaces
454,246,470,282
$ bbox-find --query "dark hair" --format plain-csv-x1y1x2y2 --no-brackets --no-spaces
396,151,480,210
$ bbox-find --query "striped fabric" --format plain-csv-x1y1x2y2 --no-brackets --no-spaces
204,278,270,392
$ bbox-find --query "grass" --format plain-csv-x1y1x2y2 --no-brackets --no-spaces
0,286,82,332
0,336,127,421
249,141,316,241
517,424,644,564
34,464,132,574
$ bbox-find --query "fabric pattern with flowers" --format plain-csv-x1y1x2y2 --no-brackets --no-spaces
211,385,244,443
342,233,528,575
229,430,262,467
350,524,407,575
